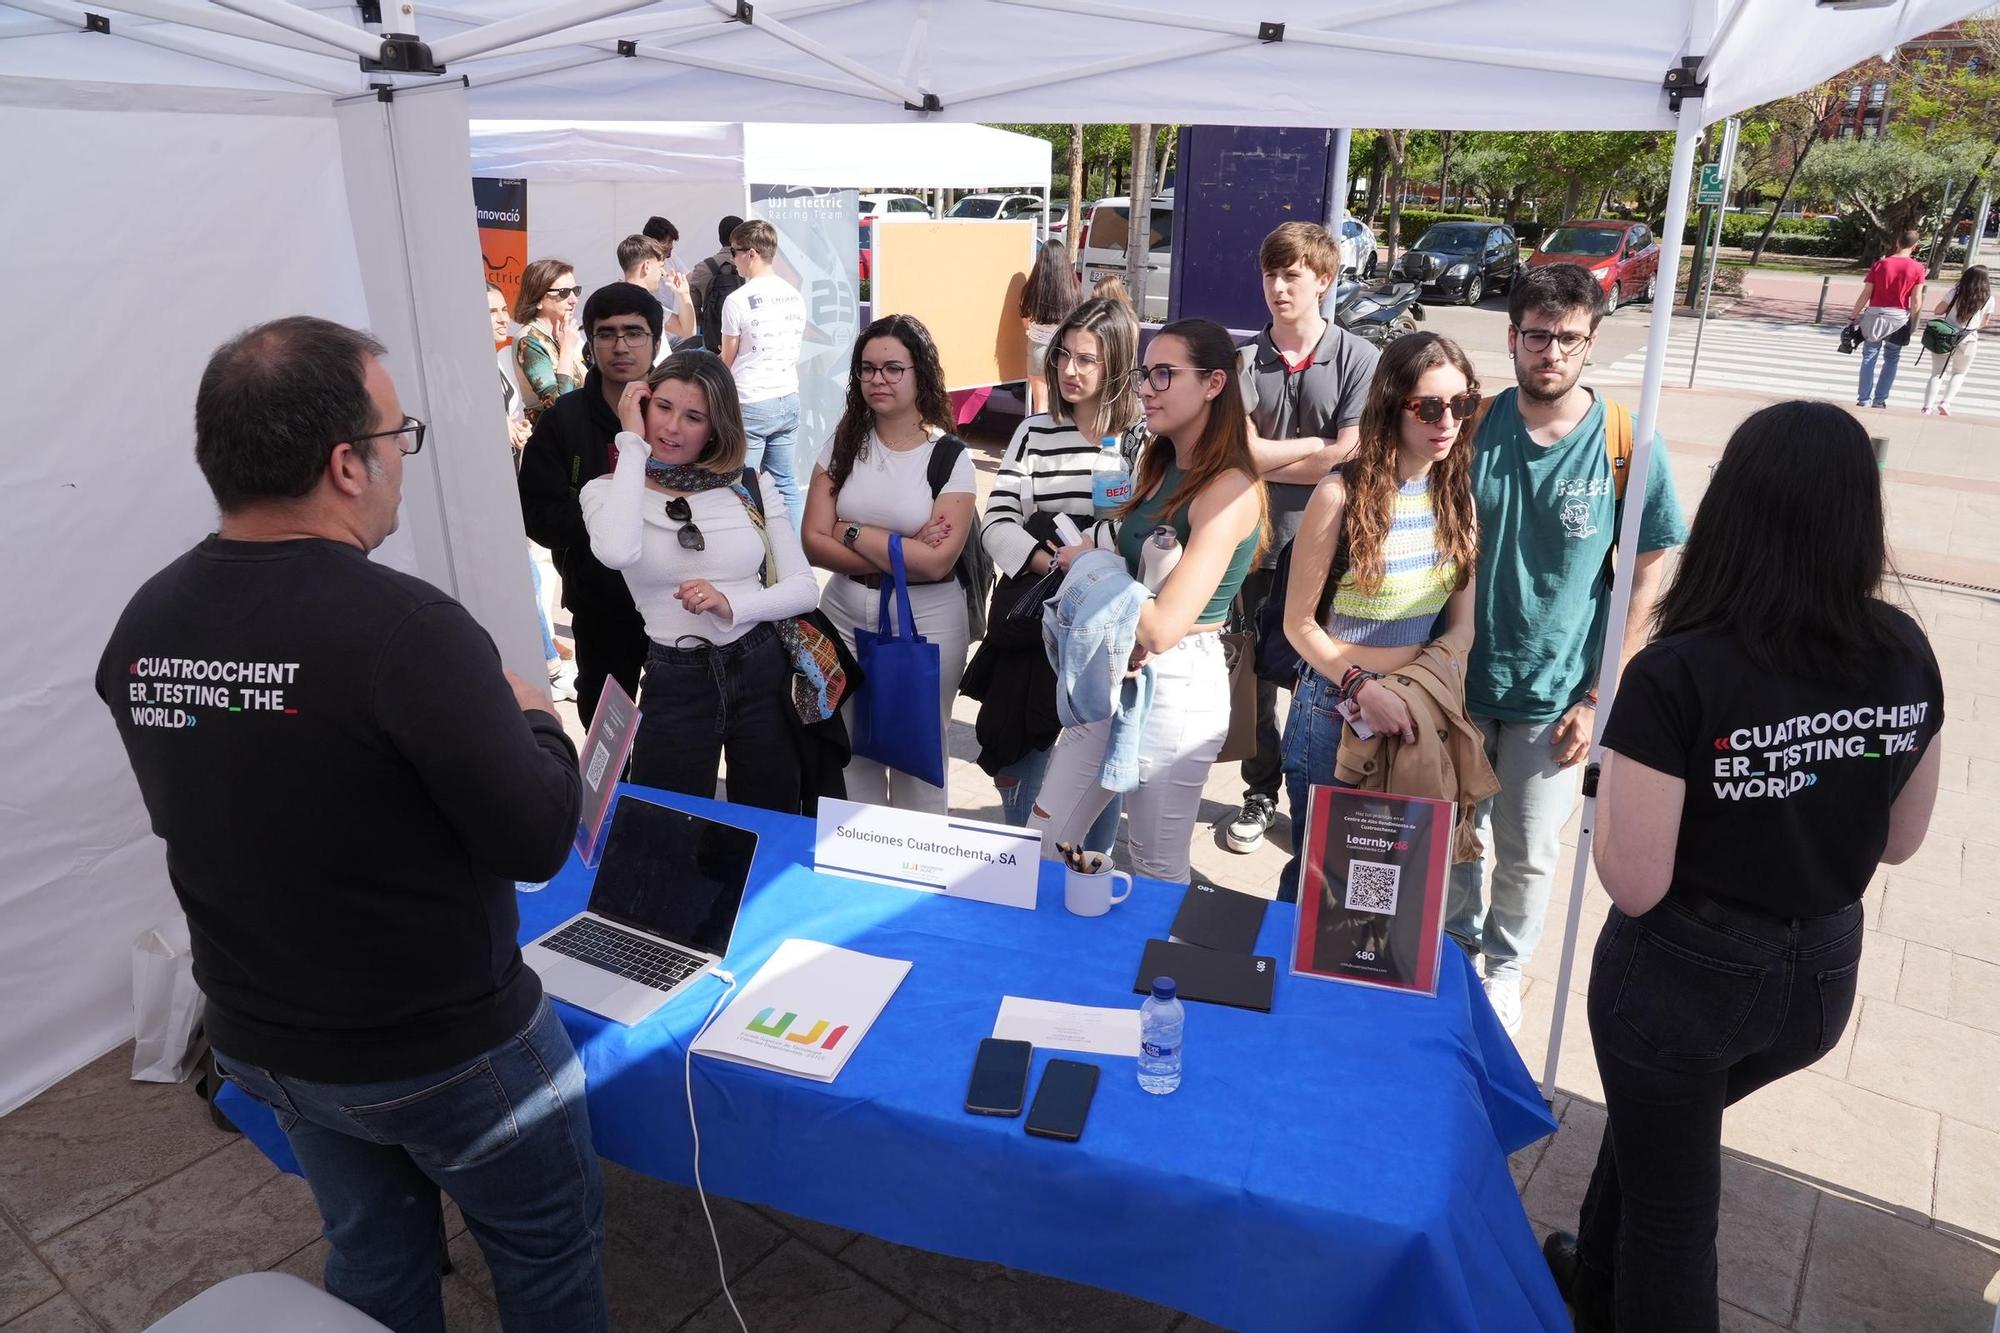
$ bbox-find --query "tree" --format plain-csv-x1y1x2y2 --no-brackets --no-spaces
1066,123,1084,262
1796,136,1976,259
1383,129,1411,268
1747,83,1842,265
1893,16,2000,274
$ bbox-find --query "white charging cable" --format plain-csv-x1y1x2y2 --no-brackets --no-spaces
686,970,748,1333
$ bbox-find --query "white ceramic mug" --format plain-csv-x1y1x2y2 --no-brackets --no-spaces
1063,851,1133,917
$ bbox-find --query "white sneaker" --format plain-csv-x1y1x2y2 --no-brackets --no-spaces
548,662,578,703
1482,971,1522,1037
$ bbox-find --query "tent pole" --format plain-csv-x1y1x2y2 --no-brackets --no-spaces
77,0,359,57
201,0,384,59
430,0,719,66
1537,91,1706,1104
448,0,856,65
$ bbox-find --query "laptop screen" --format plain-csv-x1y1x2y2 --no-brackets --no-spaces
585,798,759,957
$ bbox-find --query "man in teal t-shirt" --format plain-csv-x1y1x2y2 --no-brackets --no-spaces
1455,264,1688,1036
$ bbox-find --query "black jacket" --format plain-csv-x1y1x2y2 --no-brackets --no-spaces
960,512,1065,774
516,370,639,624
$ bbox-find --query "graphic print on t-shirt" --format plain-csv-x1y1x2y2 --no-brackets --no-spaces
1709,700,1933,801
123,655,302,727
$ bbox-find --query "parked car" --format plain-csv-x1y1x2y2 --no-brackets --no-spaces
948,192,1045,221
1527,219,1661,310
1391,220,1519,306
859,192,932,219
1338,217,1379,278
1077,193,1174,321
1046,202,1071,242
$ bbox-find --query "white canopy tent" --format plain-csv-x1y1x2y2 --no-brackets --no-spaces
466,117,1051,297
0,0,1985,1116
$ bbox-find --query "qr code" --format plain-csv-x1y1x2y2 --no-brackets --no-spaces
1345,859,1401,916
585,742,611,791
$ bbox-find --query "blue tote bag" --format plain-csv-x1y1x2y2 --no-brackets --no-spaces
851,535,946,788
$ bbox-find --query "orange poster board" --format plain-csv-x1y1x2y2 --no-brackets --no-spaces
474,177,528,309
870,220,1035,391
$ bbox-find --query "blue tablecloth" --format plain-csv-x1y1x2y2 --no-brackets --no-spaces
220,785,1563,1332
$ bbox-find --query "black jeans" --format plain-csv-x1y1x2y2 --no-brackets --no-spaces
630,623,801,814
1234,565,1283,803
1575,891,1863,1333
570,609,648,727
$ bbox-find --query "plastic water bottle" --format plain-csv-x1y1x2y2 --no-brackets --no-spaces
1138,976,1184,1094
1137,525,1182,592
1090,435,1133,521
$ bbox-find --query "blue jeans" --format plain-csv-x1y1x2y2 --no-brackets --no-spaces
1858,337,1904,406
1574,893,1863,1332
217,998,608,1333
740,393,802,520
996,744,1120,853
1445,715,1583,980
1278,667,1348,904
530,556,557,664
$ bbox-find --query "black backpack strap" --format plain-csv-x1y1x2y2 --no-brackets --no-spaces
738,466,765,516
926,434,967,497
1318,458,1359,619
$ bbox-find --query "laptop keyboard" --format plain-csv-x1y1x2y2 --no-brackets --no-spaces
540,917,708,991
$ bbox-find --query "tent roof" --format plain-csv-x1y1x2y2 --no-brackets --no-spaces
2,0,1988,129
466,118,1050,188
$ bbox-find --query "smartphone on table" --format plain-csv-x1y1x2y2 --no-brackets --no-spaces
964,1038,1033,1117
1025,1058,1100,1142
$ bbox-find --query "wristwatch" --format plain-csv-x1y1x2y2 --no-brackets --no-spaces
841,523,862,549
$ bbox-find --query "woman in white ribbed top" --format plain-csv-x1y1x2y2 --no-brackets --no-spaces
581,349,819,812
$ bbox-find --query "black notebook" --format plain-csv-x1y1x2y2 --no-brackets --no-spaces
1133,939,1277,1013
1168,883,1269,954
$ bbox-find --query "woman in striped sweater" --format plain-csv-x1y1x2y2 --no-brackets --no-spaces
968,296,1145,846
1277,332,1482,897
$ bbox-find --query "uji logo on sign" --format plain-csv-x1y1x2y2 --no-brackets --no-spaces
746,1007,850,1050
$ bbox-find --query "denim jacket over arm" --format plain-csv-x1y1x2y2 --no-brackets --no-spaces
1042,550,1156,792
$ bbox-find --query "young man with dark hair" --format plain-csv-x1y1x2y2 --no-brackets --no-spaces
688,213,746,322
518,282,664,723
1848,227,1928,409
617,233,695,353
1227,220,1380,859
719,218,807,517
1453,263,1688,1035
98,316,605,1332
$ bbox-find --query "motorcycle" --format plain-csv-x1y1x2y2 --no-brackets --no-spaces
1333,276,1423,347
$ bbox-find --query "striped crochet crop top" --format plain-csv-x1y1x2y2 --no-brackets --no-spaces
1325,478,1456,648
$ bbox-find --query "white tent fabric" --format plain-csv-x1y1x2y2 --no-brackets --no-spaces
0,0,1989,1114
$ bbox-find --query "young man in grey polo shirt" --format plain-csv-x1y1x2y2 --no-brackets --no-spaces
1230,221,1381,864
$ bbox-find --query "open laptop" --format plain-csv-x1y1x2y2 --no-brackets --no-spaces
522,796,759,1026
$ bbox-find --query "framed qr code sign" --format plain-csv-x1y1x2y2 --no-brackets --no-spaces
1289,785,1453,996
573,676,640,870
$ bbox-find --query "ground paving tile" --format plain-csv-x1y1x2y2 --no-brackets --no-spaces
1798,1195,2000,1333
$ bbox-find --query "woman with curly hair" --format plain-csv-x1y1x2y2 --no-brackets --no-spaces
801,314,975,812
1276,332,1483,900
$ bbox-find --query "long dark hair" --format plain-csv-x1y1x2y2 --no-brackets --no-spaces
1950,265,1991,326
826,314,955,494
1654,400,1902,684
1018,241,1080,325
1117,317,1267,561
1346,333,1480,594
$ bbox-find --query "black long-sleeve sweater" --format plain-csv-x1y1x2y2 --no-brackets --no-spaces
97,536,581,1082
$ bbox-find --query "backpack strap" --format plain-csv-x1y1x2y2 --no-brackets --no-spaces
1603,400,1633,504
926,434,967,497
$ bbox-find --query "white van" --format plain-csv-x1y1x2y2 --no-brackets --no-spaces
1077,193,1173,321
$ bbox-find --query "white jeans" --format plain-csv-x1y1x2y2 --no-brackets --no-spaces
1030,632,1230,883
821,574,970,816
1925,336,1981,411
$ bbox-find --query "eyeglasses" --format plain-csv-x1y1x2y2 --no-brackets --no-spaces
1402,392,1482,426
354,416,426,456
857,362,910,383
664,495,704,552
1515,326,1593,356
1051,347,1103,371
545,286,581,301
592,327,655,347
1128,364,1200,392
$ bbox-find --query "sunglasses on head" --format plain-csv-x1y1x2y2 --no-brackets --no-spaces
664,496,704,552
1402,391,1482,426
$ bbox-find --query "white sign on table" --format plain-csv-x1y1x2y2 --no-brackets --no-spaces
812,797,1041,910
993,996,1140,1058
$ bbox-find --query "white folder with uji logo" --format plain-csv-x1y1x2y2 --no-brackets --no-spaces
691,938,911,1083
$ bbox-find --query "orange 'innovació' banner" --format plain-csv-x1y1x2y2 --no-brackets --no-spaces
474,177,528,310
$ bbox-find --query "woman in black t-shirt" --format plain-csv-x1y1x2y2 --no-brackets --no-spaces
1544,401,1943,1333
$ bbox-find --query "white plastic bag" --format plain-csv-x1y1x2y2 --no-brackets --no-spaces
131,917,205,1083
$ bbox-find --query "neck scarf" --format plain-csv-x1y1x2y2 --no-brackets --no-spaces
644,458,738,492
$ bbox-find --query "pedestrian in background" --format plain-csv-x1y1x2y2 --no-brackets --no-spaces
1921,264,1992,418
1020,240,1080,415
719,219,808,519
512,257,584,424
1848,228,1927,410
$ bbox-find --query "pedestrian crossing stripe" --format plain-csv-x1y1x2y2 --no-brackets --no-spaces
1590,320,2000,418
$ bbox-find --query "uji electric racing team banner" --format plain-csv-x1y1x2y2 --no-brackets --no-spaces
749,184,860,463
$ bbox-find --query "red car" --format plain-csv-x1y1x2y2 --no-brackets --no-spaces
1527,219,1661,311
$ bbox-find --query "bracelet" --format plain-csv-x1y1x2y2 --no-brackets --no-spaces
1337,666,1381,708
1585,689,1600,706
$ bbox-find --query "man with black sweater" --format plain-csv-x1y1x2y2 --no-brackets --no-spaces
518,282,663,723
97,317,605,1333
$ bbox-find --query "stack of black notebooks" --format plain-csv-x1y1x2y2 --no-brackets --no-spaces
1132,883,1278,1012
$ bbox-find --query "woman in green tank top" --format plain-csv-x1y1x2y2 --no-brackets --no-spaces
1030,319,1266,884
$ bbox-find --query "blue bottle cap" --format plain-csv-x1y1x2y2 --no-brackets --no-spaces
1151,977,1176,1000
